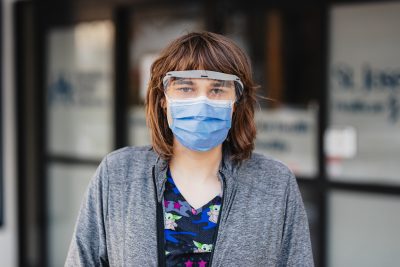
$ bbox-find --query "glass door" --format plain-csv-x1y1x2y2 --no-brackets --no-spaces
45,21,115,266
326,2,400,266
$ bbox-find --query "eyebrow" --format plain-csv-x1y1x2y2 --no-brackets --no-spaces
211,81,234,90
173,78,231,88
173,79,193,85
212,81,225,87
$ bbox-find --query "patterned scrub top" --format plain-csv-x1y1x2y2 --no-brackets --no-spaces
163,166,223,267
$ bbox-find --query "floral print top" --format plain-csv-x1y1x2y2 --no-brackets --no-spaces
163,166,223,267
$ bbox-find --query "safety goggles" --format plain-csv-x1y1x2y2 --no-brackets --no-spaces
162,70,244,102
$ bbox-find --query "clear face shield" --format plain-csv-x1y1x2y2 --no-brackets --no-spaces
162,70,244,103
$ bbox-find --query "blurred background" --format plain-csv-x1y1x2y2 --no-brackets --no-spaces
1,0,400,266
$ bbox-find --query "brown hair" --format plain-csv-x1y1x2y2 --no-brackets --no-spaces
145,31,259,163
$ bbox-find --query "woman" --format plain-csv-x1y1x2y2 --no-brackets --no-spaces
66,31,314,266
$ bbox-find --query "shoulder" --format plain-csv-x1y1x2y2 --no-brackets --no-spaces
102,144,157,170
236,151,296,196
244,151,294,178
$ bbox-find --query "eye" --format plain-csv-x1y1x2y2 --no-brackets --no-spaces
177,87,193,93
210,88,224,94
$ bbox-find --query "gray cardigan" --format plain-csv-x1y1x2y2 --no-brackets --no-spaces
65,145,314,266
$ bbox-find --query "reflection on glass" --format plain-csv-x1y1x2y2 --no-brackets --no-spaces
128,5,205,146
46,21,114,158
255,8,319,178
47,163,97,267
224,11,250,55
328,190,400,267
128,106,151,146
255,105,319,178
327,2,400,184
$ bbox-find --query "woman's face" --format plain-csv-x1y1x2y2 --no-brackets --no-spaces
162,78,236,126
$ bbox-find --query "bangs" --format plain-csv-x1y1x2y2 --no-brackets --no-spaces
163,36,241,75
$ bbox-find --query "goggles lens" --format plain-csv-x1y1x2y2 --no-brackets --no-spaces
162,70,243,101
164,77,236,101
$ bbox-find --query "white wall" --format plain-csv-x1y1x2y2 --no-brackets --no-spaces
0,0,18,266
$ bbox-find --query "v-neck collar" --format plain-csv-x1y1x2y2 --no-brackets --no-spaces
165,166,222,213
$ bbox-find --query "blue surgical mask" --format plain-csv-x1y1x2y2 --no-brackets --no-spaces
166,95,233,151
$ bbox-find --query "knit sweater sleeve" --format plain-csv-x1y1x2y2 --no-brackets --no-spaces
277,169,314,267
64,156,109,267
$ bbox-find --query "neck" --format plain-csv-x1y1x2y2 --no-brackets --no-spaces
169,139,223,184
